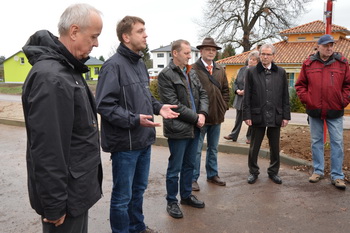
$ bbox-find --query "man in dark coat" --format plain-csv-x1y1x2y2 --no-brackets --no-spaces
22,4,103,233
95,16,178,233
158,39,209,219
243,44,291,185
191,37,229,191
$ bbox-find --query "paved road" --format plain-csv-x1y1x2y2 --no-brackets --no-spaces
1,124,349,233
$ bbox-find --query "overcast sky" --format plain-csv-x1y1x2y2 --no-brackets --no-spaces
0,0,349,60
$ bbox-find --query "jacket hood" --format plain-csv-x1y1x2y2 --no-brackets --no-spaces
22,30,89,73
306,52,348,66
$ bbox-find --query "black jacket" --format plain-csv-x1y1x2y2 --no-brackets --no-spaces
96,43,163,152
22,30,102,219
243,62,291,127
158,60,209,139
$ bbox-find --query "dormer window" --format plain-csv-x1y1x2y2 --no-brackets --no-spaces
297,37,306,41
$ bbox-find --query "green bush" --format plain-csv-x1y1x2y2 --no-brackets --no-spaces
228,77,235,107
289,88,306,113
149,80,160,101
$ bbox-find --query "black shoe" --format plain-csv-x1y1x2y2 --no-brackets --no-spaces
269,174,282,184
180,194,205,208
167,202,183,218
247,174,258,184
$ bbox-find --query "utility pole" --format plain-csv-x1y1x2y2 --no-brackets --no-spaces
323,0,335,143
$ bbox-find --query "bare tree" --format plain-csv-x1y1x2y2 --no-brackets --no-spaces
199,0,312,52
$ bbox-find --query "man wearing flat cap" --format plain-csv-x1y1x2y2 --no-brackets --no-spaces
296,34,350,190
191,37,229,191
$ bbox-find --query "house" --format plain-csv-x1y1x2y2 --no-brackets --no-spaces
217,20,350,112
151,44,200,69
217,20,350,86
83,57,103,80
3,51,103,83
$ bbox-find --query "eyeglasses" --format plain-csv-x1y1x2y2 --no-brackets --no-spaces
261,53,273,57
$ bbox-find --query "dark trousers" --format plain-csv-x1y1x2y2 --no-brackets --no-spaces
230,109,251,141
42,211,88,233
248,127,281,175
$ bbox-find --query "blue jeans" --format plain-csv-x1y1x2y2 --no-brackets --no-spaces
309,116,344,180
193,124,221,181
110,146,151,233
166,129,200,203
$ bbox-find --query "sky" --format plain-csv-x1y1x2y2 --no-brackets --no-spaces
0,0,349,60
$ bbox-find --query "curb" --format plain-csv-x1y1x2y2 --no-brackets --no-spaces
1,118,312,167
154,136,312,167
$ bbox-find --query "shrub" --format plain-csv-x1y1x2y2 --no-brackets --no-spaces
289,88,306,113
149,79,160,101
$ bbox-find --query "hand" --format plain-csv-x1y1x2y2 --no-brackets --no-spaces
140,114,161,127
245,119,252,126
237,90,244,96
160,105,179,119
196,114,206,128
43,214,66,227
281,119,289,127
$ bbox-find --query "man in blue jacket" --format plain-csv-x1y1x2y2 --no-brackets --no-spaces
95,16,178,233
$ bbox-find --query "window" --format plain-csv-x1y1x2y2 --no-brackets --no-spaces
169,53,172,58
20,57,25,65
297,37,306,41
157,53,164,58
314,36,320,41
94,67,99,75
158,65,164,68
287,73,295,88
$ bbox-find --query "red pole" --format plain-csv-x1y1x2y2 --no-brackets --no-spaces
325,0,333,34
323,0,333,143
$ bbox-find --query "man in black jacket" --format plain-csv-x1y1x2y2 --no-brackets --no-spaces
22,4,103,233
158,39,209,219
243,44,291,185
95,16,178,233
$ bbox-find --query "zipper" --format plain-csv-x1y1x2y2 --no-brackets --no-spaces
330,72,334,86
123,86,132,151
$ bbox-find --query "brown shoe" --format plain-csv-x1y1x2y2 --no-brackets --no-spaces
331,179,346,190
192,181,200,191
140,226,158,233
223,135,233,140
207,175,226,186
246,140,251,144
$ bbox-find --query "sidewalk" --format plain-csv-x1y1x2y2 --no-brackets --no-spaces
0,94,349,167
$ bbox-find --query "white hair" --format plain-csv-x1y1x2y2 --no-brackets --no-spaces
58,3,102,36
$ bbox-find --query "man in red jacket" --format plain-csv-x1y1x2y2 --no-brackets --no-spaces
295,34,350,190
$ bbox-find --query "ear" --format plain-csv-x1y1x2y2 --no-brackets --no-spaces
122,33,130,44
70,24,79,41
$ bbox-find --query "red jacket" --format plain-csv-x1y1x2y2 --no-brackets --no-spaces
295,52,350,119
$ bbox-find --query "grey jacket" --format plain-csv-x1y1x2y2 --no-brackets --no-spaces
233,66,248,110
158,60,209,139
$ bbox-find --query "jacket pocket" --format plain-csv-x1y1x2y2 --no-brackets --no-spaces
251,108,262,125
275,108,282,126
69,155,101,179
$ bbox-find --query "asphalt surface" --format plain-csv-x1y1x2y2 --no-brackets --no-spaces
1,124,350,233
